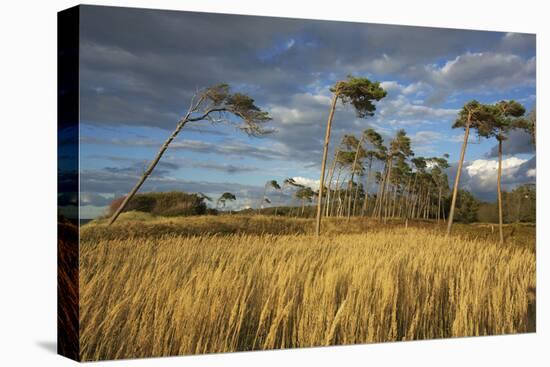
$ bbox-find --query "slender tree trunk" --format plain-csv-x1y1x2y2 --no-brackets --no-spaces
391,185,397,218
347,135,365,221
315,92,339,236
380,158,393,221
497,137,504,244
437,186,442,223
374,166,387,219
108,116,190,225
332,169,342,217
344,179,351,218
446,114,471,237
325,150,339,217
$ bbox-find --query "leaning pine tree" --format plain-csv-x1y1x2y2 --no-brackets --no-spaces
315,76,386,236
108,84,272,225
446,100,498,237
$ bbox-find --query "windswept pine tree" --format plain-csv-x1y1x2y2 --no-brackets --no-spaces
315,76,387,235
295,186,315,216
282,178,305,217
446,101,499,237
217,192,237,212
259,180,282,209
374,129,413,222
108,84,272,225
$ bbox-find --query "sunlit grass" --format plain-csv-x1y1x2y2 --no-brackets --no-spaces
79,219,535,361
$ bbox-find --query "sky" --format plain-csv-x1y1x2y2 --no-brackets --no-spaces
74,5,536,218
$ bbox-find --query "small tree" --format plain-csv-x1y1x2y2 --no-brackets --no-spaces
315,76,386,235
259,180,281,209
217,192,237,212
108,84,271,225
283,178,304,217
295,186,314,216
446,101,498,237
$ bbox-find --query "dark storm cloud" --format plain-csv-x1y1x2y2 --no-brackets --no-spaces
80,167,263,201
79,5,535,127
58,192,78,206
88,153,259,175
81,134,287,161
80,166,296,211
486,129,535,158
190,162,258,174
77,5,536,215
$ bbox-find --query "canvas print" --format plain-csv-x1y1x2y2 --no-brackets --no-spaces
58,5,536,362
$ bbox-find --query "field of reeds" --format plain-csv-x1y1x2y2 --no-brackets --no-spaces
79,215,536,361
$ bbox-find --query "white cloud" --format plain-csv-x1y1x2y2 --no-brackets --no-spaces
292,176,320,190
269,92,331,126
380,81,429,96
462,157,533,193
376,94,459,123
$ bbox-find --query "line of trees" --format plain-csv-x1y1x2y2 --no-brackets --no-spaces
314,129,451,226
310,76,535,240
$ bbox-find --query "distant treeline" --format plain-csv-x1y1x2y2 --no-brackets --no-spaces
477,184,535,223
107,184,534,224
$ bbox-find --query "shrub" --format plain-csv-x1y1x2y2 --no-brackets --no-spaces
108,191,207,217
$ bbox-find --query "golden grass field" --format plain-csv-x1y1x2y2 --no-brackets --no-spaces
79,214,536,361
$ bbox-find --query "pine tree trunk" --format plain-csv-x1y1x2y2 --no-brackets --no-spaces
325,150,339,217
437,186,442,223
332,169,342,217
446,113,471,237
315,92,339,236
347,135,365,221
497,137,504,244
108,116,189,225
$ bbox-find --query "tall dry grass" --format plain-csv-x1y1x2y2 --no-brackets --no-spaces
79,227,535,361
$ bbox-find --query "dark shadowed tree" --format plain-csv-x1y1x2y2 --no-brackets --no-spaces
453,190,480,223
446,101,498,237
427,155,450,223
315,76,386,236
108,84,271,225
